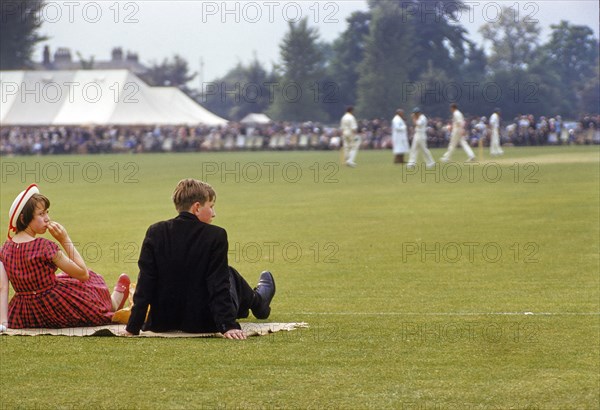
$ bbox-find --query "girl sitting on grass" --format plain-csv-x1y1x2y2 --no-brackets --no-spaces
0,184,129,331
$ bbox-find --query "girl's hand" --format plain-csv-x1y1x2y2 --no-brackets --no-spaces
47,221,69,243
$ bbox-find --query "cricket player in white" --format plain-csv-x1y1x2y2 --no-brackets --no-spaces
489,108,504,156
407,107,436,169
392,109,409,164
440,103,476,162
340,106,360,167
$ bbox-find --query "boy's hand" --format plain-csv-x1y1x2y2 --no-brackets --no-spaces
223,329,247,340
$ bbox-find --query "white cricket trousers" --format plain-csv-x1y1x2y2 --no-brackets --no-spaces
407,136,435,167
343,134,361,164
490,129,504,155
441,132,475,161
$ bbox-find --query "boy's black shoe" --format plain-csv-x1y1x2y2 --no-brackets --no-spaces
252,271,276,319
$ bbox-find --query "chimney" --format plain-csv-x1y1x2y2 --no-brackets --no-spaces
112,47,123,61
43,45,51,66
54,48,72,63
126,51,139,63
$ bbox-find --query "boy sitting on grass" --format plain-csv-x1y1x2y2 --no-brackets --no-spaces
124,179,275,340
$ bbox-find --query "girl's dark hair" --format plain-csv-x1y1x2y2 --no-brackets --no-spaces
16,194,50,232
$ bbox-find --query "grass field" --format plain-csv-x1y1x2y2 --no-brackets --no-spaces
0,145,598,409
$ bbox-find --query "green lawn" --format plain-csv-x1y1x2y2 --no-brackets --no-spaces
1,146,598,409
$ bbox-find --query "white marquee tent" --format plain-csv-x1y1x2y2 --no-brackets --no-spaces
240,113,272,124
0,70,227,126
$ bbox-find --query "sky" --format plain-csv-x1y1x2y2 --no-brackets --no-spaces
31,0,600,83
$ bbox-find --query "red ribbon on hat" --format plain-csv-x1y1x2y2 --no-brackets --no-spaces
8,183,38,239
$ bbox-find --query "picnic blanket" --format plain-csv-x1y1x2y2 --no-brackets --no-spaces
1,322,308,338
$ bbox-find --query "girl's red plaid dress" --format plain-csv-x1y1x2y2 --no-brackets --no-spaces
0,237,113,328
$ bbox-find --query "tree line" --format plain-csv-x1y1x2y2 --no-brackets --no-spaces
2,0,598,122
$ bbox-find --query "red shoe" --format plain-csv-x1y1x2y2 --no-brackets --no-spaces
113,273,131,310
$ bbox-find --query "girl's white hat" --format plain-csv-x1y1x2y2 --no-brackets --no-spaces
8,184,39,239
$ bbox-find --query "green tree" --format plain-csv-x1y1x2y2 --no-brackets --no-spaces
201,58,277,121
140,55,197,95
479,6,541,71
408,0,470,82
484,65,561,119
412,61,451,118
579,66,600,114
326,11,371,120
456,41,488,116
355,1,472,119
0,0,47,69
541,21,599,115
544,21,598,88
267,18,327,122
523,59,562,117
356,1,415,119
477,6,549,117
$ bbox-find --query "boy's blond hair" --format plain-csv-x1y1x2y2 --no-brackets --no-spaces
172,179,216,212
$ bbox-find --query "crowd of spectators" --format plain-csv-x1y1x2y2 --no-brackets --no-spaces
1,113,598,156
